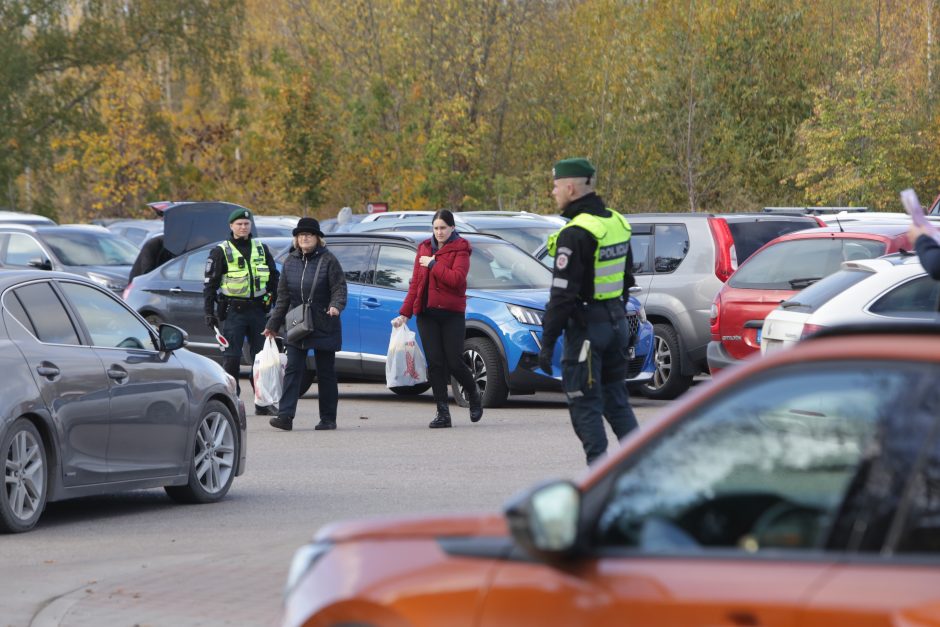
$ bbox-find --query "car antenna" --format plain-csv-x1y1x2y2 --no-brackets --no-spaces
833,216,845,232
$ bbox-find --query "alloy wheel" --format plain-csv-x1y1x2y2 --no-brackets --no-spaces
194,411,236,494
651,333,673,389
4,429,44,522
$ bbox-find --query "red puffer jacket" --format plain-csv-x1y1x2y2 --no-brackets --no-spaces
400,235,472,317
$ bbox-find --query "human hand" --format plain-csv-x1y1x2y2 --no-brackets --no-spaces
908,224,933,246
262,328,277,339
419,255,434,268
538,346,554,374
391,315,407,328
327,306,339,316
205,314,219,330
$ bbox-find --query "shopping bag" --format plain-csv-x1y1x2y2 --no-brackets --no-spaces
254,337,286,407
385,324,428,388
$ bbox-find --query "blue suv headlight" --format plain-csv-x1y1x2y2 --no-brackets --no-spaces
507,304,543,326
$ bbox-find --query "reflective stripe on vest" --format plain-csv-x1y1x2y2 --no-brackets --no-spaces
218,240,270,299
546,210,632,300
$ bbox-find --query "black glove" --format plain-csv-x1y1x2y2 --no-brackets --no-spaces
205,314,219,330
538,345,554,374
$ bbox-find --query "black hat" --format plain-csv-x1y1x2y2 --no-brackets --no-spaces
293,217,324,237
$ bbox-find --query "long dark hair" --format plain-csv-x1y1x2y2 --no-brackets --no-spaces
432,209,456,227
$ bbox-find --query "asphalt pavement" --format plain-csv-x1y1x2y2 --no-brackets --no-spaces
1,380,672,627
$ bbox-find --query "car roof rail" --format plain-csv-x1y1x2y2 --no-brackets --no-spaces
763,206,869,215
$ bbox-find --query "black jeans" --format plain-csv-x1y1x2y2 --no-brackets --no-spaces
417,309,476,404
278,344,338,423
220,302,267,397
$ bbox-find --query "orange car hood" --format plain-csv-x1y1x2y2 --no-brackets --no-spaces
314,513,508,543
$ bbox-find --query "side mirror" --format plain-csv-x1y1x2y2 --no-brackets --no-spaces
158,323,187,352
504,480,581,560
28,258,52,271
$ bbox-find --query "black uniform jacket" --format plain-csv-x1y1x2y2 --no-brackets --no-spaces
541,193,635,349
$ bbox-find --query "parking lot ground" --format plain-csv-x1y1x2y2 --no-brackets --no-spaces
5,380,675,627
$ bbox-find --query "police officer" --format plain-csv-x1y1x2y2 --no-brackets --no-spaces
538,158,639,465
204,208,280,415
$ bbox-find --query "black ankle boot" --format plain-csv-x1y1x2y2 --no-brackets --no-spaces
429,402,452,429
269,416,293,431
314,420,336,430
467,388,483,423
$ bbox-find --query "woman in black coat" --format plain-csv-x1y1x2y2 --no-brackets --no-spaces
264,217,347,431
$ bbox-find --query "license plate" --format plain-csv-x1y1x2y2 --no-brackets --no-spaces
756,328,762,345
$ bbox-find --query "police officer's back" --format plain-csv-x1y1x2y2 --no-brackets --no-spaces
204,208,279,413
539,158,639,465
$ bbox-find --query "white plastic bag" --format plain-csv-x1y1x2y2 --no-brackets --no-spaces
385,324,428,388
254,337,286,407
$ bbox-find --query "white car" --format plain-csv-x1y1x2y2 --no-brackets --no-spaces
761,253,940,354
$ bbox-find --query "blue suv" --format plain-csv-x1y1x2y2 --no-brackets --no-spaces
280,232,654,407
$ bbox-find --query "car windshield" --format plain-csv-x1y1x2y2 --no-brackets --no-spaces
42,231,139,266
777,268,873,313
728,238,886,289
477,226,558,253
467,240,552,290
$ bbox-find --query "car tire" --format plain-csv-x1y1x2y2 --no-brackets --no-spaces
0,418,47,533
451,337,508,408
640,323,693,401
390,382,431,396
299,369,317,397
165,400,238,504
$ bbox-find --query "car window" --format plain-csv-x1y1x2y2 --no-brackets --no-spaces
868,275,940,317
3,233,47,266
9,282,81,345
3,289,35,335
330,244,373,284
468,241,552,289
729,239,886,289
182,249,211,282
42,231,138,266
726,219,818,262
482,226,558,253
595,365,909,554
630,232,652,274
59,282,156,350
777,269,872,313
653,225,689,273
160,254,184,280
374,245,415,290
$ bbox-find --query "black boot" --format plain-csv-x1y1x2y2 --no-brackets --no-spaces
429,402,452,429
255,404,278,416
269,416,293,431
466,387,483,423
314,420,337,430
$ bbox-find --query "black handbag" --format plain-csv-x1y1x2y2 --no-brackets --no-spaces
285,257,324,343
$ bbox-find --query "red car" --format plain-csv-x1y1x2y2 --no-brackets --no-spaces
707,223,911,374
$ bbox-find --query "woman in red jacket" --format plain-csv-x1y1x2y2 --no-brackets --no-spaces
392,210,483,428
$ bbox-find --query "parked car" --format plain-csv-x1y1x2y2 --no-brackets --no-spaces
0,210,56,226
536,212,822,399
761,253,939,355
122,237,293,364
0,270,246,533
281,321,940,626
275,232,654,406
707,223,912,374
106,218,164,246
0,224,140,293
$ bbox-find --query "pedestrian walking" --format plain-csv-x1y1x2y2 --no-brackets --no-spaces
204,207,280,415
538,157,639,465
264,217,347,431
391,210,483,428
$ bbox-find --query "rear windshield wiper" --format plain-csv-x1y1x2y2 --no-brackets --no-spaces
780,300,807,309
788,277,821,289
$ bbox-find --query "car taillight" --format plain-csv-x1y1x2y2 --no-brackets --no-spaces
812,216,827,227
709,296,721,340
122,280,133,301
707,217,736,282
800,323,826,339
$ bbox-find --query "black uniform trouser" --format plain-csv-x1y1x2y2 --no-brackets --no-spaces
562,308,639,465
417,309,477,404
221,300,267,399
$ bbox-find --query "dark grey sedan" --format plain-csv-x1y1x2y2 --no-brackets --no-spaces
0,270,247,533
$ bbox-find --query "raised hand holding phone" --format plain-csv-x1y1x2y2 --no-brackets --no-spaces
901,188,940,245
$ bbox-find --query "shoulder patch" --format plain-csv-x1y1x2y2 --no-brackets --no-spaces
557,246,573,256
205,258,214,275
555,253,569,270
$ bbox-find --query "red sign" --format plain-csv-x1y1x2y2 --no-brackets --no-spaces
366,202,388,214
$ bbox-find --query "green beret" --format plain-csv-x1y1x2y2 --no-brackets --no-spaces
553,157,596,180
228,208,252,223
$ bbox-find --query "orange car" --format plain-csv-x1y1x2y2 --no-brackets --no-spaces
282,323,940,627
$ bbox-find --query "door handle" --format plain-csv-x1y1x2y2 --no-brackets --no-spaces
35,364,60,379
362,298,381,308
169,287,182,294
726,611,759,626
107,366,128,381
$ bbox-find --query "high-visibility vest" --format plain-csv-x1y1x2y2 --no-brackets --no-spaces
547,210,632,300
218,240,270,299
